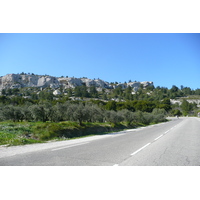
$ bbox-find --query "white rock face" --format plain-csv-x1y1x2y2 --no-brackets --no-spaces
0,73,154,93
80,78,111,88
53,89,61,95
170,99,200,107
58,77,83,88
127,81,141,91
0,74,60,90
141,81,154,87
170,99,182,105
125,81,154,91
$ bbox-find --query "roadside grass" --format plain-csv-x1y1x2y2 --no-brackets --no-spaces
0,122,42,146
0,120,167,146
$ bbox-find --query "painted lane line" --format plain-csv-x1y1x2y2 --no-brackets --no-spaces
154,134,163,141
51,142,90,151
164,125,178,134
111,134,124,138
113,164,119,166
165,130,169,134
131,143,151,156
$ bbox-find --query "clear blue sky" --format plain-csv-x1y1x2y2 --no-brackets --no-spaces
0,33,199,89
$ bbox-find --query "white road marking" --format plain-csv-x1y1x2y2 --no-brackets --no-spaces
165,130,169,134
111,134,124,138
131,143,151,156
113,164,119,166
51,142,90,151
154,134,163,141
164,125,178,134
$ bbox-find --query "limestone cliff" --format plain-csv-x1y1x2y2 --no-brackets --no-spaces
0,73,154,92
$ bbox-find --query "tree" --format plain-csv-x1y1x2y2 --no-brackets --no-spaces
171,109,182,116
67,88,73,97
7,89,12,95
158,98,171,112
0,105,23,122
134,100,156,112
180,85,184,90
170,85,179,93
85,103,104,123
0,96,8,104
39,90,54,101
124,86,133,100
1,89,6,95
102,93,108,100
74,86,90,98
152,108,167,116
12,88,20,95
111,85,123,98
118,109,135,125
105,110,123,124
29,103,52,122
105,101,117,111
67,103,90,125
146,85,155,91
21,105,33,121
30,93,38,100
181,99,192,116
182,87,192,96
90,85,98,98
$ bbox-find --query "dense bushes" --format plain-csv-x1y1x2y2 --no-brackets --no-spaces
0,101,167,125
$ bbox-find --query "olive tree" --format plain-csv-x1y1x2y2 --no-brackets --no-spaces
66,103,90,125
118,109,135,125
0,105,23,122
29,103,53,122
104,110,123,124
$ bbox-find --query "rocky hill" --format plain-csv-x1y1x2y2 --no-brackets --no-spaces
0,73,154,93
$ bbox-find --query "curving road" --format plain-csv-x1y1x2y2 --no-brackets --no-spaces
1,117,200,166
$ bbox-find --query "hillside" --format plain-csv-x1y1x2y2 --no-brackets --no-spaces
0,72,200,118
0,73,200,146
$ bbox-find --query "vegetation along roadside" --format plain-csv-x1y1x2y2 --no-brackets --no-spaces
0,105,167,146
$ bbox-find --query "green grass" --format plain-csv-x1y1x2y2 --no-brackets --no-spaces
0,120,165,146
0,121,42,146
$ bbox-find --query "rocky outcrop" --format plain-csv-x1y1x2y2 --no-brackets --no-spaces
114,81,154,91
170,99,200,107
0,73,154,92
0,74,60,90
53,89,62,95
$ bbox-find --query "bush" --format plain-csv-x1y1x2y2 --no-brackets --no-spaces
105,110,123,123
0,105,23,122
118,109,135,125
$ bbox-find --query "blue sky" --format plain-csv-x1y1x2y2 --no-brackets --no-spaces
0,33,199,89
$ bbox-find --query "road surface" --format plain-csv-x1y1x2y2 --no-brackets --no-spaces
0,117,200,166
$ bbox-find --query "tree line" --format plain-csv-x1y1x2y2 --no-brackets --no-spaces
0,82,200,123
0,100,168,126
2,84,200,101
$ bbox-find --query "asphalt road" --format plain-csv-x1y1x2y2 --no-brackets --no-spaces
1,117,200,166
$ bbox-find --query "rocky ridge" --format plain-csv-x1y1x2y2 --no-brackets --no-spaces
0,73,154,93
